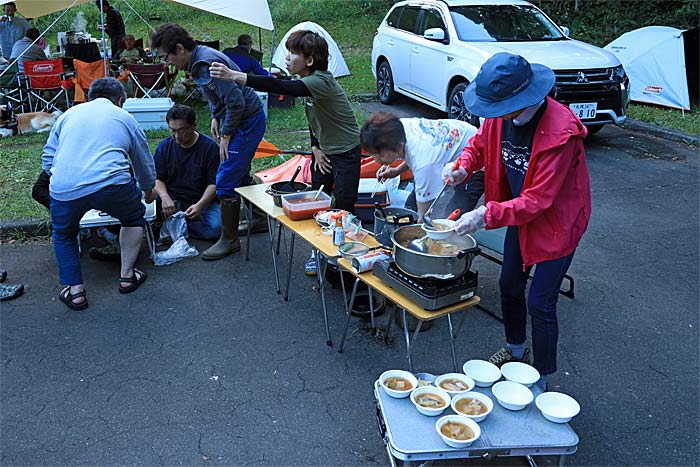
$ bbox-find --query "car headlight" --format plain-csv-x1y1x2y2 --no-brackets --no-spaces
610,65,627,83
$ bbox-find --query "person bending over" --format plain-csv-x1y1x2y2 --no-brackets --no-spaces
42,77,155,310
153,104,221,241
443,53,591,391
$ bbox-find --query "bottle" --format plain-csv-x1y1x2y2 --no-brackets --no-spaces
333,218,345,246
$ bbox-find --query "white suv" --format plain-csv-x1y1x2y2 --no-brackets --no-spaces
371,0,630,133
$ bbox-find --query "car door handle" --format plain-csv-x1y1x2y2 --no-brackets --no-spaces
412,47,419,53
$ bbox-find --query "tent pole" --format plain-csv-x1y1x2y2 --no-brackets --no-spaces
268,28,276,74
98,0,108,76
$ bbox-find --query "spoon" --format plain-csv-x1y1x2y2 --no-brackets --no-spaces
313,184,325,200
408,209,462,253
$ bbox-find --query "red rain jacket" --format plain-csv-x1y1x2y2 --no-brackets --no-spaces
458,97,592,267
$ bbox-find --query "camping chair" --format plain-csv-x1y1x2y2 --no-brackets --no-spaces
22,59,71,112
0,61,28,113
196,39,220,50
127,63,170,98
70,59,108,103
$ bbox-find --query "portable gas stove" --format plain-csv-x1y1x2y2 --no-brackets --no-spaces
373,259,477,310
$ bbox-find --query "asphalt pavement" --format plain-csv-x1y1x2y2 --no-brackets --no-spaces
1,100,698,466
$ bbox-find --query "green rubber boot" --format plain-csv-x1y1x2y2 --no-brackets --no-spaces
202,197,241,260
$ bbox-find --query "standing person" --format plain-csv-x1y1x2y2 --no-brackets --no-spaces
443,53,591,391
223,34,270,76
209,29,362,273
153,104,221,241
42,77,156,310
0,2,30,59
95,0,125,60
151,23,266,260
10,28,46,73
360,112,480,222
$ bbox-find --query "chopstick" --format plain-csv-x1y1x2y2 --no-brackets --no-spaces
371,166,388,198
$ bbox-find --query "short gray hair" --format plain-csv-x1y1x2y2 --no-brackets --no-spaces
88,77,127,103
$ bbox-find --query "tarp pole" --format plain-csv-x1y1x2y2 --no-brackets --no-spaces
98,0,108,76
268,28,276,75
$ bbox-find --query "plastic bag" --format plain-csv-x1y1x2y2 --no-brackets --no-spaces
388,180,412,209
153,212,199,266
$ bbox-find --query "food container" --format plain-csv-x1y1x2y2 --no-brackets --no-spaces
451,391,494,423
535,392,581,423
491,381,533,411
379,370,418,398
266,181,311,207
501,362,540,388
434,373,475,396
423,219,456,240
410,386,451,416
462,359,501,387
373,206,417,248
281,191,331,221
391,224,480,280
435,415,481,449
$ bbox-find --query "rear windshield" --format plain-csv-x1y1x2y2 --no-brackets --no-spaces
449,4,565,42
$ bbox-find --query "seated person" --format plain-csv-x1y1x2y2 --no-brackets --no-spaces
153,104,221,241
113,34,146,65
223,34,270,76
10,28,46,73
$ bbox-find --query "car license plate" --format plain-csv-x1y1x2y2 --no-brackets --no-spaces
569,102,597,120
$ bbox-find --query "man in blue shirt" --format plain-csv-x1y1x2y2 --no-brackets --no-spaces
153,104,221,240
0,2,30,59
224,34,270,77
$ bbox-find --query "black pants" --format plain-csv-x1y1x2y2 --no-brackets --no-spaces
311,146,362,213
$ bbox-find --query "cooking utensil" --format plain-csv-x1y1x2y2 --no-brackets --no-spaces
423,160,462,228
277,165,302,193
265,180,311,207
374,201,387,220
392,224,480,280
313,184,325,200
409,209,461,252
373,206,418,248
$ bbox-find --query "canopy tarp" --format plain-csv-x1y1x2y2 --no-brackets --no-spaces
0,0,274,30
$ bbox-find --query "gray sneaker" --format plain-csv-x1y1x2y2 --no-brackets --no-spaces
488,347,531,367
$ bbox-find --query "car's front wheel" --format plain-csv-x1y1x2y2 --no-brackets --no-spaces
377,61,396,104
448,82,480,127
585,124,604,136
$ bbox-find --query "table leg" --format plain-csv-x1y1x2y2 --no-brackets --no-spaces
316,249,332,347
338,277,361,353
284,232,295,301
402,309,423,373
266,216,280,294
276,223,283,255
368,286,376,332
447,313,459,372
144,222,156,261
244,199,252,261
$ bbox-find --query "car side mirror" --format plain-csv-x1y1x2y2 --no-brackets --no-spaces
560,26,570,37
424,28,446,43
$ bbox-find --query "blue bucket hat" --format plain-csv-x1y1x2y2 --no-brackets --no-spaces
191,60,211,85
464,53,555,118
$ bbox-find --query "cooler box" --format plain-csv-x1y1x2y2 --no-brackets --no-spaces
355,178,390,225
256,91,268,118
123,97,174,130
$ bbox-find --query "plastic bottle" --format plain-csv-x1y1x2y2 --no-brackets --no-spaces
333,218,345,246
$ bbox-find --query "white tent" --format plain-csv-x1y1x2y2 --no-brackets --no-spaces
272,21,350,78
604,26,691,110
1,0,274,30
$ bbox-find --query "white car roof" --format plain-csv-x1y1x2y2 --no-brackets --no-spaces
396,0,534,7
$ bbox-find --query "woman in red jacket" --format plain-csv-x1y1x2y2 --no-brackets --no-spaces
444,53,591,391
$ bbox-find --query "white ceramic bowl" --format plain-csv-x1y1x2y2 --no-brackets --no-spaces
379,370,418,398
434,373,475,395
410,386,451,416
462,359,501,387
435,414,481,449
423,219,456,240
536,392,581,423
491,381,534,411
501,362,540,387
451,391,494,423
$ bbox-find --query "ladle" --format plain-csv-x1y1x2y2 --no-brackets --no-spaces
279,165,302,192
408,209,461,253
422,160,461,229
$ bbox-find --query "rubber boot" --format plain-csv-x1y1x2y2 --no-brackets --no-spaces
202,197,241,260
239,203,269,235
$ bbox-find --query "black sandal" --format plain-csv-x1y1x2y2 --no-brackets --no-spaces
59,285,88,310
119,268,147,294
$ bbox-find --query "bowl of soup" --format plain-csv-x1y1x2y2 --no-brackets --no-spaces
423,219,456,240
451,392,494,423
536,392,581,423
434,373,475,396
501,362,540,388
492,381,533,411
410,386,451,416
379,370,418,398
462,359,501,387
435,415,481,449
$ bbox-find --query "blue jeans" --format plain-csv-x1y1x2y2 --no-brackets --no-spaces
216,111,266,198
173,199,220,240
500,226,575,376
50,181,145,286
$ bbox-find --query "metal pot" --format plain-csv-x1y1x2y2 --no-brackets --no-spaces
266,181,310,207
374,206,418,247
391,224,480,280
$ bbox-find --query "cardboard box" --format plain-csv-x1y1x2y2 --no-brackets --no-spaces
123,97,174,130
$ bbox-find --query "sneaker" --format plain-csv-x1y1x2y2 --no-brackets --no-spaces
488,347,531,367
304,255,317,276
96,226,118,244
0,283,24,301
79,228,92,240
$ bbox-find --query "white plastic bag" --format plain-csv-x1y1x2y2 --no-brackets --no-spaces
153,212,199,266
388,180,412,209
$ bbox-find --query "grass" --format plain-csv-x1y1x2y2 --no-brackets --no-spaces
2,0,698,222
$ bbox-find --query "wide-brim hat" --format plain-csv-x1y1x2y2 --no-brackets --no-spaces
464,52,555,118
191,60,211,85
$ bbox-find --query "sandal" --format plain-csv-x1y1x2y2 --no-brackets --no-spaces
59,285,88,310
119,268,147,294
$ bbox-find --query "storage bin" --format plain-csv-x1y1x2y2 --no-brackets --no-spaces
282,191,331,221
355,178,390,224
123,97,174,130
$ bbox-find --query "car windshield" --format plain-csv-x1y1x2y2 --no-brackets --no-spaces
449,4,566,42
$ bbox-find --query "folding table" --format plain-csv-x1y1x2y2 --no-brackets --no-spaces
374,380,578,466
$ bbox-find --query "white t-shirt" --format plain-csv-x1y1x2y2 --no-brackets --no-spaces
401,118,477,203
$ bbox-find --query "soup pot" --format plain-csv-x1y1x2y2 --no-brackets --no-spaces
266,181,310,207
374,206,418,247
391,224,480,280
